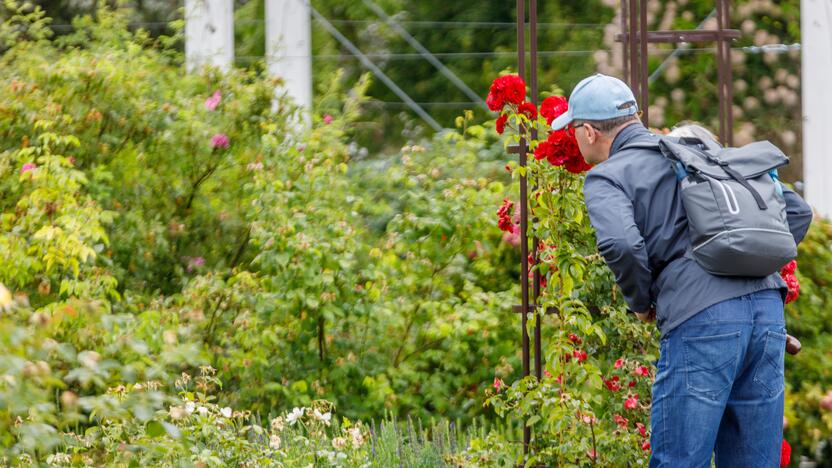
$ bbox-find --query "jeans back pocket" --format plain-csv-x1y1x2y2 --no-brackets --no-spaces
682,331,741,401
752,329,787,398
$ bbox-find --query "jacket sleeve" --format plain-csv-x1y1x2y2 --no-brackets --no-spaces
584,172,653,313
783,187,813,245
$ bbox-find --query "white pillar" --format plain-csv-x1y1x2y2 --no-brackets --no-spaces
185,0,235,73
802,0,832,219
265,0,313,111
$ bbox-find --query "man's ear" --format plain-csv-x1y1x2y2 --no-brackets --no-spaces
586,125,598,144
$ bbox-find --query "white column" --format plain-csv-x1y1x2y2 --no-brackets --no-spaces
185,0,235,73
265,0,313,111
802,0,832,219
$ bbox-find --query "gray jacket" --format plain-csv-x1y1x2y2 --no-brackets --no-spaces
583,123,813,336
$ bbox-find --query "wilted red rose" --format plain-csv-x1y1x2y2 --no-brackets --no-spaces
497,199,515,233
486,74,526,111
540,96,568,125
495,114,508,134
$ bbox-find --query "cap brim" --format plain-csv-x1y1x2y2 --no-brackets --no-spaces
550,110,573,131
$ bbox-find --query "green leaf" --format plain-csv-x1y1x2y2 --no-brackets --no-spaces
145,420,165,438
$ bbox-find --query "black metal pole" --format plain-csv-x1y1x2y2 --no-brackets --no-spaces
516,0,532,457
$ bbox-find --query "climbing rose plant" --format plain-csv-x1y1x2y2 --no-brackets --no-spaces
484,74,655,466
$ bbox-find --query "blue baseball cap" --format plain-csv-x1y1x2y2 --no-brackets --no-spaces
551,74,639,130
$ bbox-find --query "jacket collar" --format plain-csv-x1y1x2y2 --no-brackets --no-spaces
609,122,653,158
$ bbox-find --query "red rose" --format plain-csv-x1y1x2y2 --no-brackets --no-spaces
629,380,637,388
780,260,800,304
780,439,791,467
624,394,639,410
604,375,621,392
614,414,629,428
486,74,526,111
636,422,647,437
540,96,568,125
614,358,624,369
642,441,651,451
533,140,552,161
495,114,508,134
518,101,538,120
635,366,650,377
568,333,582,345
573,349,588,363
564,153,593,174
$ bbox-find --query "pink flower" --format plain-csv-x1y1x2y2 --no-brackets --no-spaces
187,256,205,272
493,377,504,391
635,366,650,377
204,90,222,111
614,358,624,369
624,394,639,410
323,114,333,125
502,223,520,246
543,370,553,379
636,422,647,437
642,441,651,451
211,133,230,149
614,414,629,428
20,162,37,175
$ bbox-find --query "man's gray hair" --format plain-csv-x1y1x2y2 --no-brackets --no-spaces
572,114,640,134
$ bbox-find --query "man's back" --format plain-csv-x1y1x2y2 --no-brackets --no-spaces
582,122,813,335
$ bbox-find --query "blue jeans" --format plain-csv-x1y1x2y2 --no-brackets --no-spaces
649,289,786,467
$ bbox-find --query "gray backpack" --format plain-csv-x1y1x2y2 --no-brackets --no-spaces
623,137,796,277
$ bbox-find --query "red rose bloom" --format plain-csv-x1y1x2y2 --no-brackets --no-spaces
624,394,639,410
780,260,800,304
636,422,647,437
573,349,588,363
564,153,593,174
635,366,650,377
486,74,526,111
642,441,651,451
495,114,508,134
780,439,791,467
540,96,568,125
604,376,622,392
614,358,624,369
568,333,582,345
518,101,538,119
